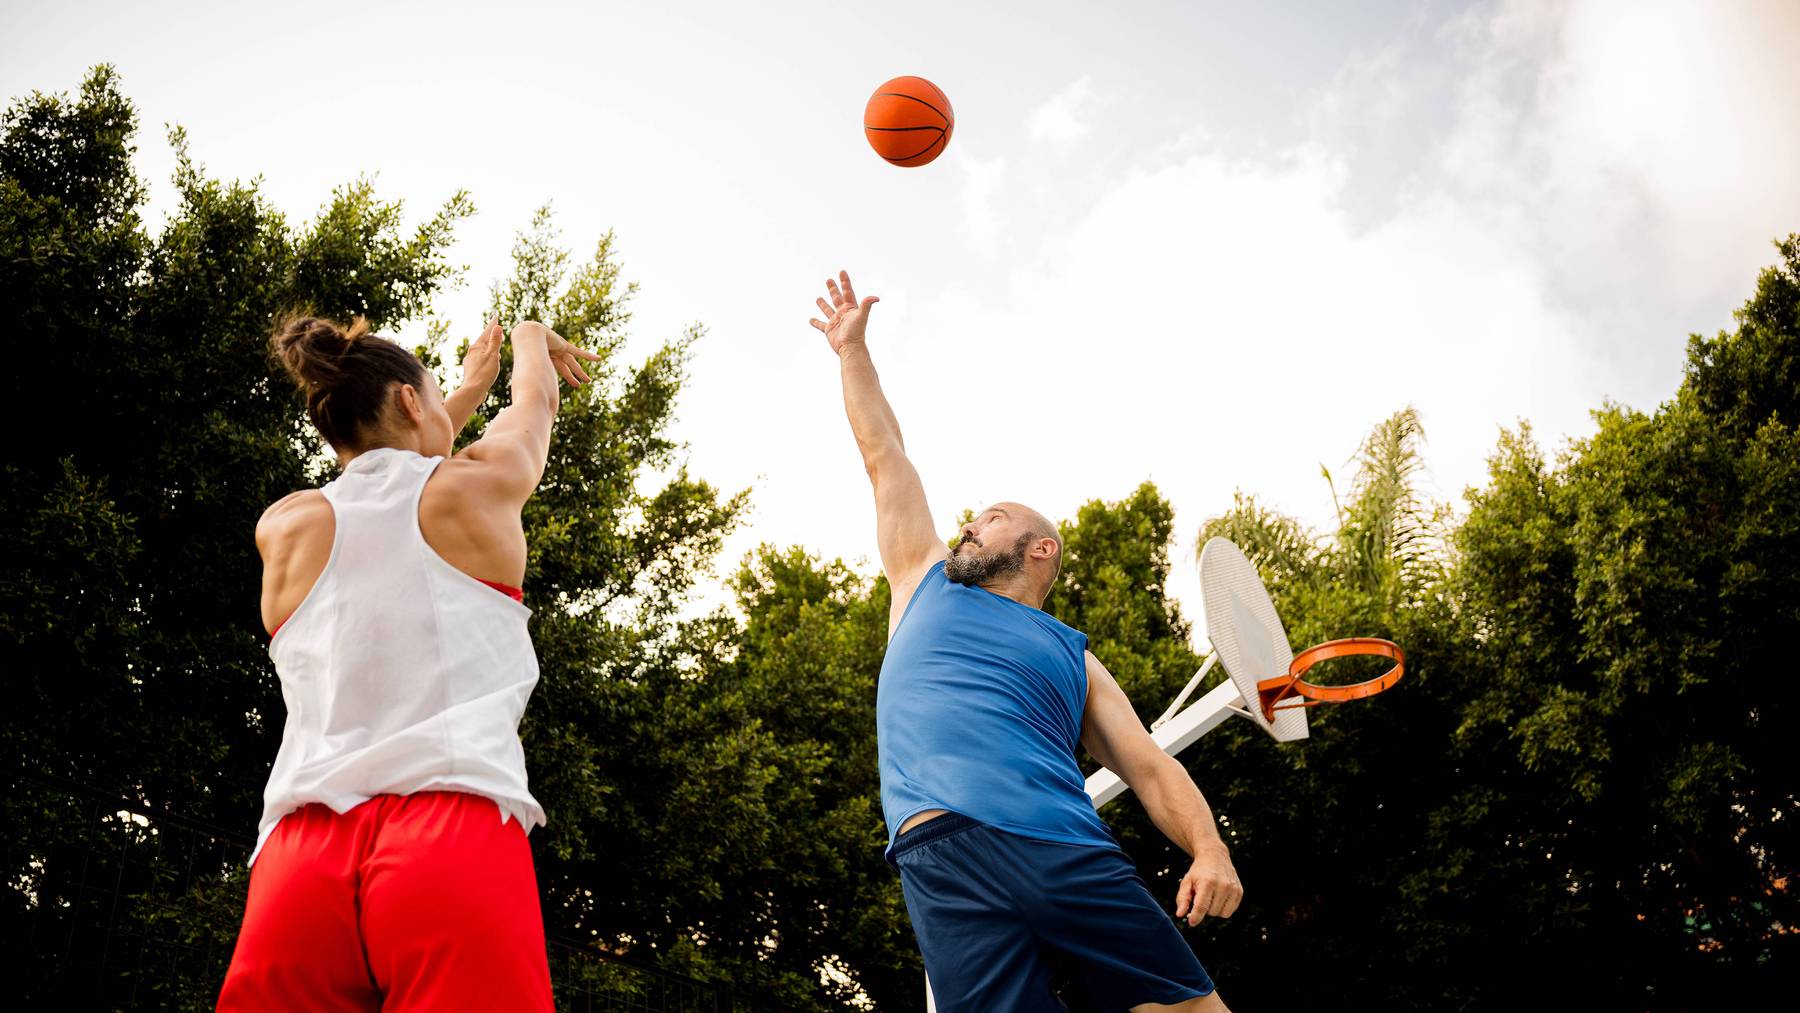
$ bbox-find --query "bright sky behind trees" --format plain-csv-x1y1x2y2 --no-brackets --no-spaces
6,0,1796,627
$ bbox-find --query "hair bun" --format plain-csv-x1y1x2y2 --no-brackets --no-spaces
269,314,422,451
272,315,371,392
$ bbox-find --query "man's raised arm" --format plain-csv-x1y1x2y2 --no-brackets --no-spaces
807,270,947,632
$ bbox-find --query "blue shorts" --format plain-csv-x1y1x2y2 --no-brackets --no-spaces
893,813,1214,1012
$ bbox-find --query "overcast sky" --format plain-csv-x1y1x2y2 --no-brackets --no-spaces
6,0,1798,641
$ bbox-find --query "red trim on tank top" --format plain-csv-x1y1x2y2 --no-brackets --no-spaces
478,579,526,602
268,579,524,638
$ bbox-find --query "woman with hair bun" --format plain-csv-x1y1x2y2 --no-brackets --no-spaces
217,315,599,1011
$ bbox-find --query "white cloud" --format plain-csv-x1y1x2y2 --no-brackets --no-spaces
1027,74,1096,150
1326,0,1800,339
958,153,1008,256
882,0,1800,637
17,1,1793,640
1522,0,1800,308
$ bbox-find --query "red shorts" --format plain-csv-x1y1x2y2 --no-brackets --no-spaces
217,791,552,1011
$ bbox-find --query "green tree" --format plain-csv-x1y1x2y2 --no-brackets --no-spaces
459,206,845,1002
718,547,915,1008
1,64,473,811
0,67,792,1008
1175,232,1800,1006
1425,236,1800,1005
1117,412,1465,1009
2,66,474,1002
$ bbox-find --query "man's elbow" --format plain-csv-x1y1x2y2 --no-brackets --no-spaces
861,441,908,478
1130,752,1188,803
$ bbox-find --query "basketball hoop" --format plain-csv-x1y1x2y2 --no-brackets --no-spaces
1255,637,1404,722
1084,538,1407,811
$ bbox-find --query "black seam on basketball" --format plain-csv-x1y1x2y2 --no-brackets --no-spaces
865,126,946,133
892,132,946,163
873,92,950,123
921,79,952,112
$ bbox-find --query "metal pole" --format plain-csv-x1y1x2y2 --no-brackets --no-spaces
1151,653,1219,730
1086,679,1244,808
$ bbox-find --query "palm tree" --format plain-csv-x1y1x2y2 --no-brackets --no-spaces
1199,406,1446,637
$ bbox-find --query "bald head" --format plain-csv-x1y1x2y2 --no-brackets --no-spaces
996,502,1062,584
947,502,1064,603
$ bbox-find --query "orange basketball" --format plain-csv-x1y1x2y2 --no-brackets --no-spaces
864,76,954,167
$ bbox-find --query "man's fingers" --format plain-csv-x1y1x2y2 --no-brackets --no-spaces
825,277,844,307
1186,881,1216,926
808,318,827,332
1174,878,1194,919
839,270,857,305
572,345,602,362
817,297,834,319
554,360,579,387
1216,883,1243,919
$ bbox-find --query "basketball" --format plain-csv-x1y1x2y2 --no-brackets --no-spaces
864,76,954,167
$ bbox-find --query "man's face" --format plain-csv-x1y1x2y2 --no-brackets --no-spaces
946,505,1034,586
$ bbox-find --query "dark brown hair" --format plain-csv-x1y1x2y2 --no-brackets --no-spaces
271,315,428,450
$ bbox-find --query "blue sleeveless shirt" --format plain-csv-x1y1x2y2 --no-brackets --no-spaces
877,561,1116,856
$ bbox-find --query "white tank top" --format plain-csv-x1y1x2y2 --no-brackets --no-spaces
252,447,545,864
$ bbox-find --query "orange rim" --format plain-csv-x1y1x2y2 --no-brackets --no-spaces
1255,637,1404,722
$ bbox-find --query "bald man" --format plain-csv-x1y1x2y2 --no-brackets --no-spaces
807,272,1242,1013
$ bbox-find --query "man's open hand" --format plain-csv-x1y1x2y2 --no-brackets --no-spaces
807,270,879,355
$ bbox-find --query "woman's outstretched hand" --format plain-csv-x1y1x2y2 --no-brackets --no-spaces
445,317,505,434
460,317,504,394
510,320,601,387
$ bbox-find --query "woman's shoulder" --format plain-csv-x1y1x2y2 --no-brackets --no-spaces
419,454,500,511
255,490,331,555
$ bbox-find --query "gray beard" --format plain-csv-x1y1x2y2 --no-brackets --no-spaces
945,533,1030,587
